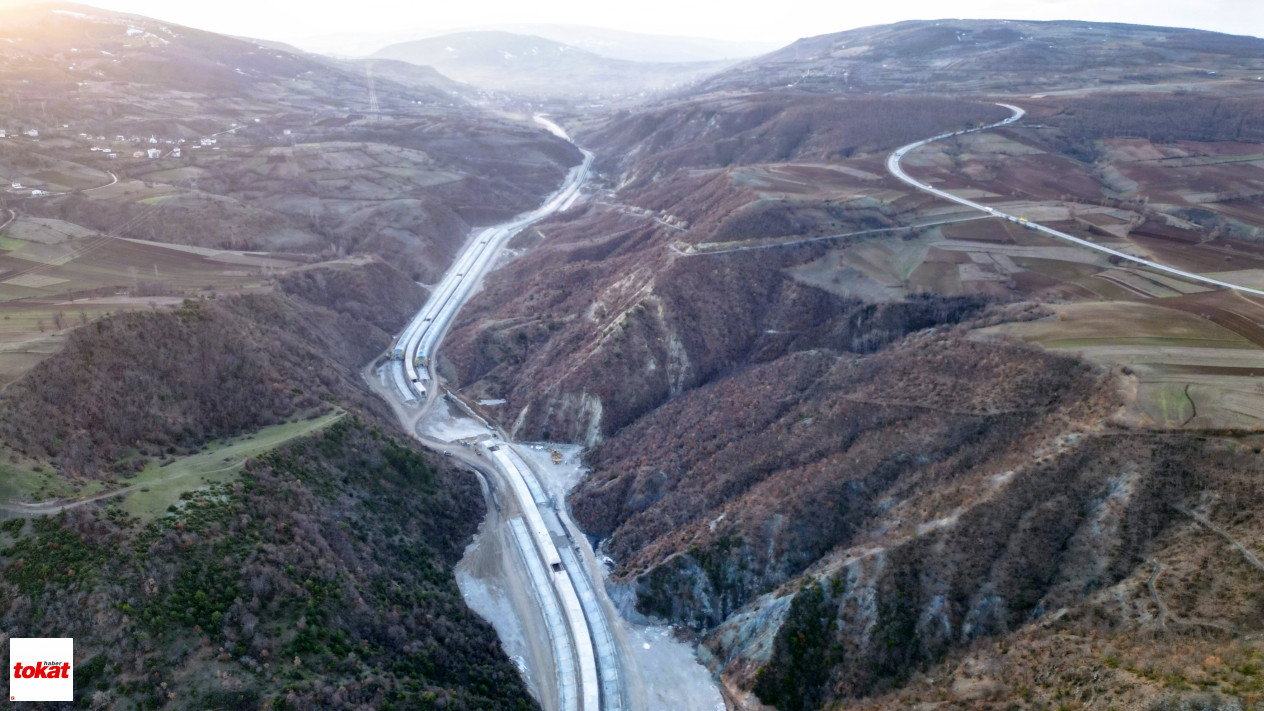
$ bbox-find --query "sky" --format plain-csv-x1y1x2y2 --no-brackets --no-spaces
75,0,1264,48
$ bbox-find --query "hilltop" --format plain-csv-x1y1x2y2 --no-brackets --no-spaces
0,0,580,388
698,18,1264,95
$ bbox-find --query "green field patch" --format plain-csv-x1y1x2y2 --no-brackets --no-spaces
0,413,343,515
0,461,106,502
117,411,344,520
0,236,27,251
1138,381,1196,426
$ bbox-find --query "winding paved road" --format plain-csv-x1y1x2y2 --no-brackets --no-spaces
372,117,627,711
887,104,1264,297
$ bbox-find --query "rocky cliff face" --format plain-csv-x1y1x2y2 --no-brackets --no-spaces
442,94,1007,447
572,325,1264,710
572,335,1109,628
724,427,1264,711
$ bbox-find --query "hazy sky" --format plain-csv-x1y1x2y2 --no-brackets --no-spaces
79,0,1264,47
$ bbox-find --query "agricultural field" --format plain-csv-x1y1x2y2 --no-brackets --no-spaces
663,79,1264,443
979,301,1264,427
780,116,1264,432
0,214,310,385
822,103,1264,431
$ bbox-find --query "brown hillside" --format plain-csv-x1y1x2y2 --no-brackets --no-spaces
0,259,424,478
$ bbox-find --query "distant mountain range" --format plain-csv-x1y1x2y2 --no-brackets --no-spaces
451,24,781,63
0,0,464,110
293,23,780,63
372,30,739,98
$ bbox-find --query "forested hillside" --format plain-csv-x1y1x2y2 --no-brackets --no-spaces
0,259,422,478
1,418,538,710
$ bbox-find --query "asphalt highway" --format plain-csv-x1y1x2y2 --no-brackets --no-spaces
887,104,1264,297
372,116,626,711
